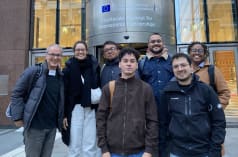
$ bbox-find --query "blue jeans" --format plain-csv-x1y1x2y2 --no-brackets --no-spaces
111,151,144,157
170,153,208,157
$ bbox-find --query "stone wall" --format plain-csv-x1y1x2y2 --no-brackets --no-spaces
0,0,30,127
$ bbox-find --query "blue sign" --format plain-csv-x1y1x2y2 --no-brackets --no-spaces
102,4,110,13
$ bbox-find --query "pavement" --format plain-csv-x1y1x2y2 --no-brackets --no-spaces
0,124,237,157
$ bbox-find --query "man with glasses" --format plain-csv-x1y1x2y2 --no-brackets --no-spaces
159,53,226,157
9,44,64,157
138,33,174,155
100,41,121,87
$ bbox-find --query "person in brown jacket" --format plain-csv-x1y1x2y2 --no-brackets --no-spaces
188,41,231,156
96,47,158,157
188,41,230,109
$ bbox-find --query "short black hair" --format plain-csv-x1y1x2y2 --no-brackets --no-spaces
73,40,88,52
103,41,119,49
148,32,162,42
187,41,208,55
172,53,192,65
119,47,140,62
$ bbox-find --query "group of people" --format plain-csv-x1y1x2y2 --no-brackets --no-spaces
8,32,230,157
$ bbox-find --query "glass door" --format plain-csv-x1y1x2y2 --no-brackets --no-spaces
209,46,238,117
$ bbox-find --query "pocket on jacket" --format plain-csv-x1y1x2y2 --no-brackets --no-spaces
189,113,211,139
169,115,187,138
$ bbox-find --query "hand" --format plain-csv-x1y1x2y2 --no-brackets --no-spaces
14,120,23,127
102,152,111,157
142,152,152,157
63,118,68,130
162,47,168,55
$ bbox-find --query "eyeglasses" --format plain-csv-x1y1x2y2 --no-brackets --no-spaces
149,39,162,44
103,47,117,53
173,63,189,70
48,53,62,57
75,48,86,52
190,48,204,53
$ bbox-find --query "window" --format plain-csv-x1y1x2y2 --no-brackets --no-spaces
33,0,57,48
175,0,206,43
60,0,82,47
207,0,238,42
175,0,238,43
33,0,83,48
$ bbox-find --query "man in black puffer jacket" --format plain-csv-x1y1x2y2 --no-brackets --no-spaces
159,53,226,157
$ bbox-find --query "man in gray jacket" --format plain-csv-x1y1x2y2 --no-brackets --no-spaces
9,44,64,157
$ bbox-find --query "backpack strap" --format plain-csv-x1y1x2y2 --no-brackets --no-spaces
25,64,42,101
138,55,146,74
208,65,217,92
108,80,115,112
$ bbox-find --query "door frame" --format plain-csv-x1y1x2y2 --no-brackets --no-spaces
208,45,238,94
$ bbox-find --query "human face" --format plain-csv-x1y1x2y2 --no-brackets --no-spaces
189,44,206,65
148,34,164,54
103,44,119,60
119,54,138,79
172,57,193,85
46,46,62,70
74,43,87,60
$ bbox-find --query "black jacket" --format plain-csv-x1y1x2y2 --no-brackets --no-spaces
159,75,226,157
100,57,120,87
62,54,100,145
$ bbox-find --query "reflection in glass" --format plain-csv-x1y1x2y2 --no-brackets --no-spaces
33,0,82,48
175,0,206,43
60,0,82,47
33,0,57,48
207,0,238,42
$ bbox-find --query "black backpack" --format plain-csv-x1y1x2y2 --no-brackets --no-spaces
6,64,42,119
208,65,217,92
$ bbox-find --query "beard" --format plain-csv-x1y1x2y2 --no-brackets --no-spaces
175,74,192,83
150,47,164,54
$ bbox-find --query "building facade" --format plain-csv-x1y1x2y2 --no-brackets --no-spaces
0,0,237,126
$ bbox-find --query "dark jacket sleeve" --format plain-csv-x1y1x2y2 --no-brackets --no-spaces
158,91,170,157
10,67,35,121
62,64,72,119
207,87,226,157
96,84,110,153
144,85,158,154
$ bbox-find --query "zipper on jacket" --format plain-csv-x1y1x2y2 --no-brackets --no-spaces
122,81,127,154
188,96,192,115
185,96,188,115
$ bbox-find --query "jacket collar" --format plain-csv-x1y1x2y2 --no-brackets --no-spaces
105,57,119,66
164,74,199,92
118,75,136,82
146,51,169,60
193,59,210,72
43,61,63,76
